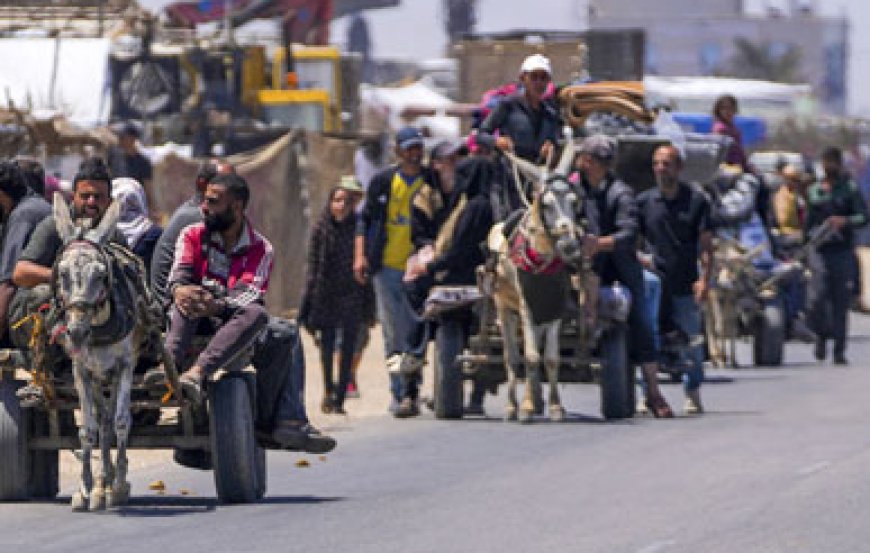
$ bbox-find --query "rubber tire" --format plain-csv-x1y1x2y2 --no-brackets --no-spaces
209,376,265,504
600,324,632,420
433,322,464,420
0,375,28,501
753,298,785,367
26,409,64,499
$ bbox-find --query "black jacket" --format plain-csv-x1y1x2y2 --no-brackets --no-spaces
478,94,561,162
581,173,643,287
357,165,434,273
423,158,495,285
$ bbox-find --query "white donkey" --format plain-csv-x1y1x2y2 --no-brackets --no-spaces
486,141,586,422
52,194,153,511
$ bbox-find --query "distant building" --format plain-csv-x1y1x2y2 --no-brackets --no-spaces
589,0,848,115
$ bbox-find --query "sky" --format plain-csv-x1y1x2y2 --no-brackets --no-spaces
138,0,870,116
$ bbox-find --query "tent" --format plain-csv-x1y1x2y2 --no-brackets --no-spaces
360,78,460,139
0,38,111,127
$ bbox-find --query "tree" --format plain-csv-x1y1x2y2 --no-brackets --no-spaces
727,38,804,83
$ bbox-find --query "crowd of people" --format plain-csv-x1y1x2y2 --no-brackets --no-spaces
0,152,336,467
305,54,869,422
0,54,866,458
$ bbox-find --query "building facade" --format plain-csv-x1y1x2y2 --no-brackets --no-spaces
589,0,848,114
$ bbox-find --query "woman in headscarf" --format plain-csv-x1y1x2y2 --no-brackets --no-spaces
406,156,496,416
111,177,163,276
299,182,365,415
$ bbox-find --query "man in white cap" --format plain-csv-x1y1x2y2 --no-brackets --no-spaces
477,53,562,218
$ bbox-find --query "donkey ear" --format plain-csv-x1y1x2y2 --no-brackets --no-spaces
85,200,121,245
503,151,543,183
53,192,75,243
556,137,576,176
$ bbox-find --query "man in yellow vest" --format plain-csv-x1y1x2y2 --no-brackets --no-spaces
354,127,431,417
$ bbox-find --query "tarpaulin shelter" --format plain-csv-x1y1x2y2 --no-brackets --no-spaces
151,130,357,313
361,79,460,139
0,38,111,127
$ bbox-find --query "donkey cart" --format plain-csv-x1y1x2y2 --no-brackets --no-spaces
432,276,635,421
0,331,268,505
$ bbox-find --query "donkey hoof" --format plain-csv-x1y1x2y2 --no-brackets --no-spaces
518,409,534,424
108,482,131,508
89,489,106,511
71,491,88,512
549,405,566,423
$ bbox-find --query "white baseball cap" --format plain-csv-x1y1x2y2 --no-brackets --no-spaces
520,54,552,76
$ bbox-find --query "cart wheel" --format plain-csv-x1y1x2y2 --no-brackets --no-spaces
753,297,785,367
26,409,69,499
600,324,632,420
0,375,28,501
209,375,265,504
433,321,464,419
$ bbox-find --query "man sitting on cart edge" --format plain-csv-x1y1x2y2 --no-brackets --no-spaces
0,161,51,348
166,173,335,453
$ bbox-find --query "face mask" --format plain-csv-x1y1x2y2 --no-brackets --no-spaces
204,209,235,232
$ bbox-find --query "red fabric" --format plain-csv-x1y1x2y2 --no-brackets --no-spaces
508,232,564,275
171,221,274,306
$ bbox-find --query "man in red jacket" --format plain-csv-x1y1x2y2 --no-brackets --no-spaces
166,172,334,452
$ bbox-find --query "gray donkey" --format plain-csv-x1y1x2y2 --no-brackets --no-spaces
52,194,153,511
485,140,588,422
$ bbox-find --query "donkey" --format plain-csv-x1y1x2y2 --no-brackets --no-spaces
486,141,586,422
52,194,153,511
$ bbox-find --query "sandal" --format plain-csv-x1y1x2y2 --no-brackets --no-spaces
645,394,674,419
178,370,205,405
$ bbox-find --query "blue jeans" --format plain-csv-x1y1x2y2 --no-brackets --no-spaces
671,295,704,391
643,270,661,351
372,267,426,402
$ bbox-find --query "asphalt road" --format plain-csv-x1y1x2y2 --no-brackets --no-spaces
4,315,870,553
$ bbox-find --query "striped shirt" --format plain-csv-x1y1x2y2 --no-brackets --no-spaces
168,220,273,308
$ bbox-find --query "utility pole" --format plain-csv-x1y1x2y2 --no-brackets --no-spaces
225,0,235,45
98,0,105,37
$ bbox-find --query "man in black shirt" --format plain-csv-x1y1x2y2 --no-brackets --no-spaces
638,144,713,414
805,147,869,364
577,135,673,418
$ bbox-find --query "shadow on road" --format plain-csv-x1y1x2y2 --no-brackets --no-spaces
118,495,217,516
68,494,348,517
439,412,612,425
258,495,344,505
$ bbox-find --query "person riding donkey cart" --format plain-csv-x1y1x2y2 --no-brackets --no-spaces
165,172,335,453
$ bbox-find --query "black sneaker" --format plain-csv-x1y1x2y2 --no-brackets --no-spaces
834,355,848,366
272,421,336,454
394,397,420,418
814,340,826,361
464,402,485,416
173,448,213,470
